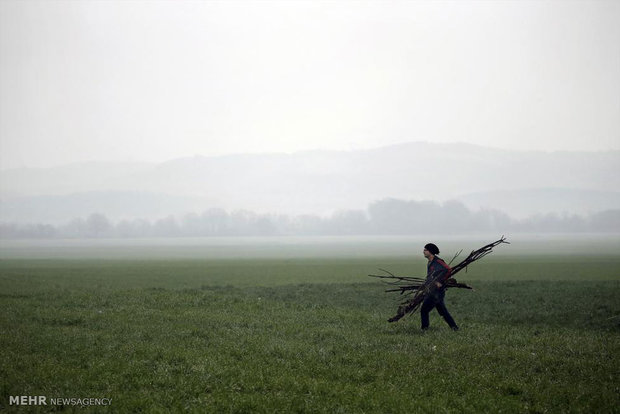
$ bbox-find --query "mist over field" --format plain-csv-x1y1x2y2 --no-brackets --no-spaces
1,143,619,235
1,234,619,261
2,1,619,237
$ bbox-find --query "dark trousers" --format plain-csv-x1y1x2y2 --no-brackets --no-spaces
420,294,457,329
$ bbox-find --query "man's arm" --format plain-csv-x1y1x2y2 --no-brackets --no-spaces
434,259,452,288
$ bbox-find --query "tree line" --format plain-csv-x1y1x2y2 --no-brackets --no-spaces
1,198,618,238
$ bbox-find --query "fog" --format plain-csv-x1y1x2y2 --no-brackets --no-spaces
1,1,619,237
1,143,619,228
2,234,619,261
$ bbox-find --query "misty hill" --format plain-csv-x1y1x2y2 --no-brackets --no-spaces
459,188,620,219
1,142,619,223
0,191,213,225
0,161,154,198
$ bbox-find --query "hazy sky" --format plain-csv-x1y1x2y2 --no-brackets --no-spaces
1,0,618,169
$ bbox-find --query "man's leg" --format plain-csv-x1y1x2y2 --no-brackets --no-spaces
420,296,435,330
435,299,458,330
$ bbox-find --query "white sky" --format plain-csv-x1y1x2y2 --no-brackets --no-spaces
1,0,619,169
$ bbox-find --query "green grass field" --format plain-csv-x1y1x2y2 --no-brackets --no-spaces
1,238,619,412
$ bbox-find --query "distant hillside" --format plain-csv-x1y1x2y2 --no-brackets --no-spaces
458,188,620,219
0,191,213,224
1,142,619,222
0,161,154,197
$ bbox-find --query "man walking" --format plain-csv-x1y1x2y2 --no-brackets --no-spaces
421,243,459,331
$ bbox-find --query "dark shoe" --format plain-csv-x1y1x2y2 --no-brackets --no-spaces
451,326,459,331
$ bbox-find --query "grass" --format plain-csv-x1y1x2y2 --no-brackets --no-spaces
0,254,619,413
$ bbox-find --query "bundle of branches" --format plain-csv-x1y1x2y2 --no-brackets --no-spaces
369,236,509,322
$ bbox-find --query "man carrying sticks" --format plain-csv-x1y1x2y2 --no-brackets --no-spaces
372,237,507,325
421,243,459,331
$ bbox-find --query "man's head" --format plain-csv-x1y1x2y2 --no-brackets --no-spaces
423,243,440,259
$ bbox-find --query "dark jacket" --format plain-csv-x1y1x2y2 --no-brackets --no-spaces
426,256,452,297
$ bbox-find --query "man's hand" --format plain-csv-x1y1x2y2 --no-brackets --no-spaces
435,282,442,288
